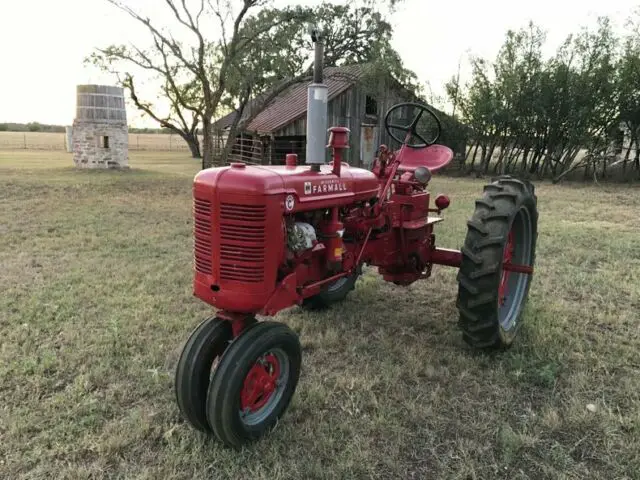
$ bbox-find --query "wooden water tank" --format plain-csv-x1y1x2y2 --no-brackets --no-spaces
75,85,126,123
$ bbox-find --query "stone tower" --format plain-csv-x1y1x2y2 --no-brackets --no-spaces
72,85,129,169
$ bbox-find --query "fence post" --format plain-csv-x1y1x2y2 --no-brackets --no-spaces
24,133,27,149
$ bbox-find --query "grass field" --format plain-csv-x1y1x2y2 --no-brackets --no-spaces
1,150,639,479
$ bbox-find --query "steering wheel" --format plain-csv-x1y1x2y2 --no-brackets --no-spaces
384,102,442,149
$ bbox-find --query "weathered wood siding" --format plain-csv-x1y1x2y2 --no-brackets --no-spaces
273,88,359,164
272,82,415,166
75,85,127,124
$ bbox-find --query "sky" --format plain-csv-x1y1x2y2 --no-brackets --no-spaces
0,0,637,126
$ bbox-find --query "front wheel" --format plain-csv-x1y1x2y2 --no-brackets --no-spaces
174,317,232,431
456,176,538,349
206,321,302,449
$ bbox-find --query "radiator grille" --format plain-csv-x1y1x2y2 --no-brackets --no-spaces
219,203,266,283
193,198,213,274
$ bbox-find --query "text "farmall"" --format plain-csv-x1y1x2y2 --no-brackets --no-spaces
304,179,348,195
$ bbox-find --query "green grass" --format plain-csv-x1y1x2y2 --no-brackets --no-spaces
1,150,639,479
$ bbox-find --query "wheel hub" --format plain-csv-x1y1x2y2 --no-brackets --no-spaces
240,353,281,413
499,228,515,306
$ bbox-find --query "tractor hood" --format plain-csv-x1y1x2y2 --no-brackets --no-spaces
194,162,379,211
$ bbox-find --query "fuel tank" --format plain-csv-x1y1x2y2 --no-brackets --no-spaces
194,162,379,212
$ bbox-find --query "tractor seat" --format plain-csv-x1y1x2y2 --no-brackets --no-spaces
395,144,454,173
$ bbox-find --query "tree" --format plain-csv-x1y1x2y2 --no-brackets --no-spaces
617,11,640,175
92,0,407,167
218,2,419,164
92,0,293,166
448,15,637,182
89,5,208,159
214,5,316,163
90,44,205,158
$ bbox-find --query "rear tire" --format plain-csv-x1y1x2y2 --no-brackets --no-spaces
302,268,360,310
206,321,302,449
456,175,538,349
174,317,232,432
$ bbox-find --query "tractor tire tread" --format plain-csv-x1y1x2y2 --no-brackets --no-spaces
456,300,479,322
498,178,527,189
483,184,504,193
462,332,500,349
206,321,301,449
175,317,232,432
461,246,483,265
467,219,489,236
475,199,495,210
468,263,499,279
467,291,496,309
483,211,512,220
457,274,480,296
457,314,496,333
456,176,538,350
488,192,519,201
475,235,506,249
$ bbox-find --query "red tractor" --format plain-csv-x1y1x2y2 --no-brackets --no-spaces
174,97,538,448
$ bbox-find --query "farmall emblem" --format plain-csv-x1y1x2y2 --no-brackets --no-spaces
285,194,295,211
303,179,347,195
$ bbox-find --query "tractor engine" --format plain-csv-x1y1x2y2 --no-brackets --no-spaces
192,158,380,315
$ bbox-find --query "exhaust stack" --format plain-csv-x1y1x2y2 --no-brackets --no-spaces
305,28,328,170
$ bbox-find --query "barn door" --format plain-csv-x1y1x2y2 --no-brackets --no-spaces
360,124,378,169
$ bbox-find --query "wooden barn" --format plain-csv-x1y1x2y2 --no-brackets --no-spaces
213,64,466,168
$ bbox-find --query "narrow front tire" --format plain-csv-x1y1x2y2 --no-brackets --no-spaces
175,317,232,431
206,321,302,449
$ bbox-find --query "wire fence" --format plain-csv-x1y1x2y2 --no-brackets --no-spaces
0,132,204,152
0,132,291,166
0,131,468,170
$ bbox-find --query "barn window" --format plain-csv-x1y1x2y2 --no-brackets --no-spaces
100,136,110,149
365,95,378,116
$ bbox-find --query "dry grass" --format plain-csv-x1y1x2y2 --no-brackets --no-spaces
1,150,639,479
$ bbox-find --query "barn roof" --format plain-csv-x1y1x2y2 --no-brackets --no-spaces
213,64,367,135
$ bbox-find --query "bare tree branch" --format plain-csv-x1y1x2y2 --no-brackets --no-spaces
211,0,254,107
106,0,199,78
123,73,175,129
211,0,230,54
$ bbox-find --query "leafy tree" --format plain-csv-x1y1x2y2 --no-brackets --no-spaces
91,0,407,167
448,15,638,182
617,11,640,175
218,2,418,163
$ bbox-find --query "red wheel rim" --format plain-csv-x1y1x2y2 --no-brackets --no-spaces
240,353,281,413
498,227,515,307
